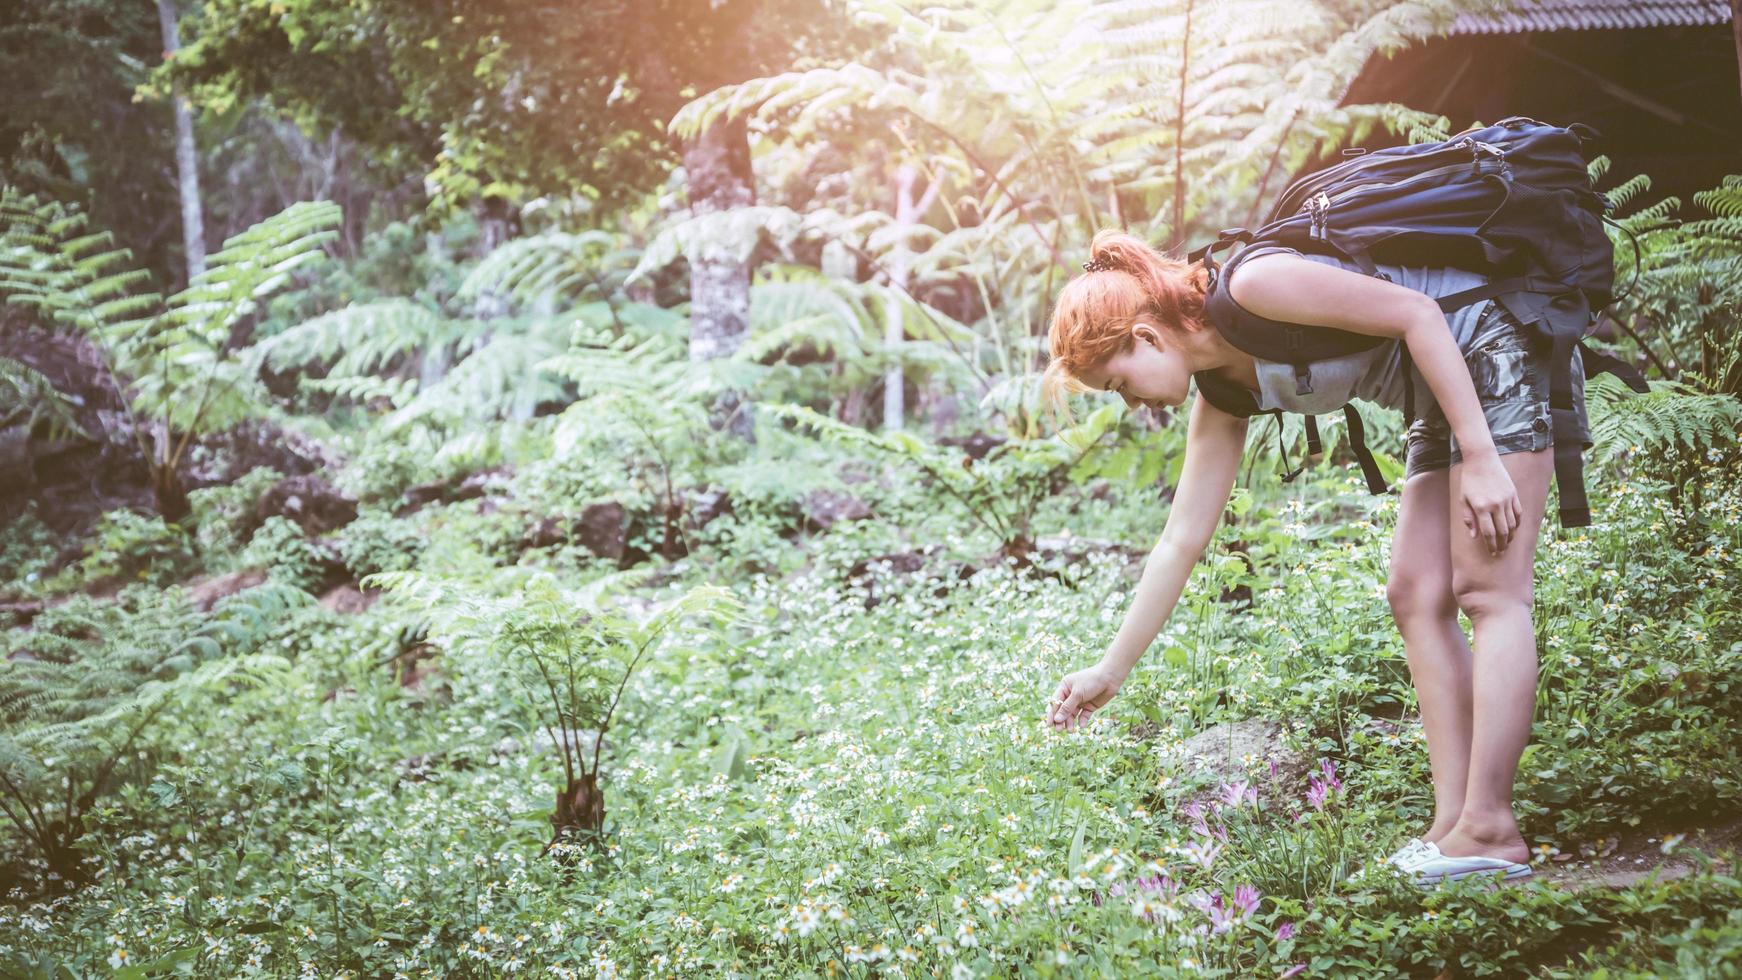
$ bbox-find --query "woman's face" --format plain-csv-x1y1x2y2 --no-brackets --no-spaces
1078,320,1193,412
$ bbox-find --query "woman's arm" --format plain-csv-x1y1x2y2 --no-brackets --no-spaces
1100,392,1248,681
1049,393,1247,732
1228,252,1523,554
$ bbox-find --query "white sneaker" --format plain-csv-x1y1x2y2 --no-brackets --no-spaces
1347,837,1432,883
1409,842,1533,886
1387,837,1435,869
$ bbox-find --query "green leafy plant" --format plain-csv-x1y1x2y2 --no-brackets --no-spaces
364,568,738,855
0,583,300,881
238,515,329,592
771,400,1125,562
74,509,198,589
0,188,341,522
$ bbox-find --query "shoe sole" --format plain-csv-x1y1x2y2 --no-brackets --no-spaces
1416,865,1533,886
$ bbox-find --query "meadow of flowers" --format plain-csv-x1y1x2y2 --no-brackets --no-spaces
2,429,1740,978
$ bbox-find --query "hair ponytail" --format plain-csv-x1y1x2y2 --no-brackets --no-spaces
1039,230,1212,426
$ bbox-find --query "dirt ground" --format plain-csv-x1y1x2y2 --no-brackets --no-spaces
1529,811,1741,891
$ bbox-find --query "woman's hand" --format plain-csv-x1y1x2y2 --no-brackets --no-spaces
1460,451,1522,556
1047,662,1126,734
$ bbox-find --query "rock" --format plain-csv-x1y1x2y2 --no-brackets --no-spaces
577,502,629,561
522,515,570,550
184,568,269,612
249,475,358,538
0,320,155,535
685,488,732,529
389,642,441,693
939,432,1005,460
1162,718,1310,799
804,488,872,530
318,583,379,615
394,465,514,517
844,548,976,609
185,418,339,486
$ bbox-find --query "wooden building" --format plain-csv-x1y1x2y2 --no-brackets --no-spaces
1337,0,1740,212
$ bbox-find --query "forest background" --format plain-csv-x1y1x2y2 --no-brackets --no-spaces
2,0,1742,976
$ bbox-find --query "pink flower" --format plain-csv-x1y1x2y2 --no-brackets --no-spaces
1319,759,1342,793
1232,884,1261,918
1183,838,1223,871
1206,895,1238,934
1275,921,1296,941
1280,965,1307,978
1306,776,1329,810
1136,873,1179,900
1187,884,1260,936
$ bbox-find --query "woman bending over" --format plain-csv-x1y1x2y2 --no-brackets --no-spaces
1041,229,1588,884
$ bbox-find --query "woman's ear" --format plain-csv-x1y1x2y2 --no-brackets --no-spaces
1133,321,1165,351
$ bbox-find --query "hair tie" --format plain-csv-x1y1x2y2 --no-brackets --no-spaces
1082,257,1113,274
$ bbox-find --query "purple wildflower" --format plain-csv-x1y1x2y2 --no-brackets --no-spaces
1220,779,1253,809
1280,965,1307,978
1275,921,1296,941
1319,758,1342,793
1183,838,1223,871
1206,894,1238,934
1306,775,1329,811
1136,873,1179,900
1232,884,1261,919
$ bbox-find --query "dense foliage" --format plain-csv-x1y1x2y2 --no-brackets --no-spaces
4,0,1741,976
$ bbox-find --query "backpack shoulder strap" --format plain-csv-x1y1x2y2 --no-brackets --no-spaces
1204,244,1390,365
1192,370,1262,417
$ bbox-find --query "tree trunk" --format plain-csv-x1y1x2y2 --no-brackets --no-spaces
683,110,756,440
882,164,941,431
149,420,191,524
1732,0,1742,110
156,0,206,285
1172,0,1195,247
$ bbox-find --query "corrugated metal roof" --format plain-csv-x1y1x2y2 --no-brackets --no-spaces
1449,0,1731,34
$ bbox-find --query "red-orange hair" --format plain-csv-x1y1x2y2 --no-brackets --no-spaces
1040,229,1214,426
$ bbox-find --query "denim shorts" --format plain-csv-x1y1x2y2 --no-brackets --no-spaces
1403,300,1591,478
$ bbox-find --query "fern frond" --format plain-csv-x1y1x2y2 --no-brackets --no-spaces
0,354,90,442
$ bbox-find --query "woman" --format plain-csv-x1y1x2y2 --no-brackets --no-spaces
1040,229,1583,885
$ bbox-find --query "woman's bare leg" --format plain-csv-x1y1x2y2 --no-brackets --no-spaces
1386,467,1474,844
1434,447,1554,863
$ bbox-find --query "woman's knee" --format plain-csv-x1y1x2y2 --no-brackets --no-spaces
1387,573,1458,625
1450,574,1533,621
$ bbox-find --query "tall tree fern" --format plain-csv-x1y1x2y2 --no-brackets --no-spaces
0,582,302,882
0,188,340,522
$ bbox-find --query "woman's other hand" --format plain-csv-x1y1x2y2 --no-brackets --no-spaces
1460,451,1523,556
1048,663,1126,733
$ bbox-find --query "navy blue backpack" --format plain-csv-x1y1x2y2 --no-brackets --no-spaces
1186,115,1649,528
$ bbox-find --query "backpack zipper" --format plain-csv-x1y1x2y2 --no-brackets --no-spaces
1296,152,1505,241
1274,136,1503,223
